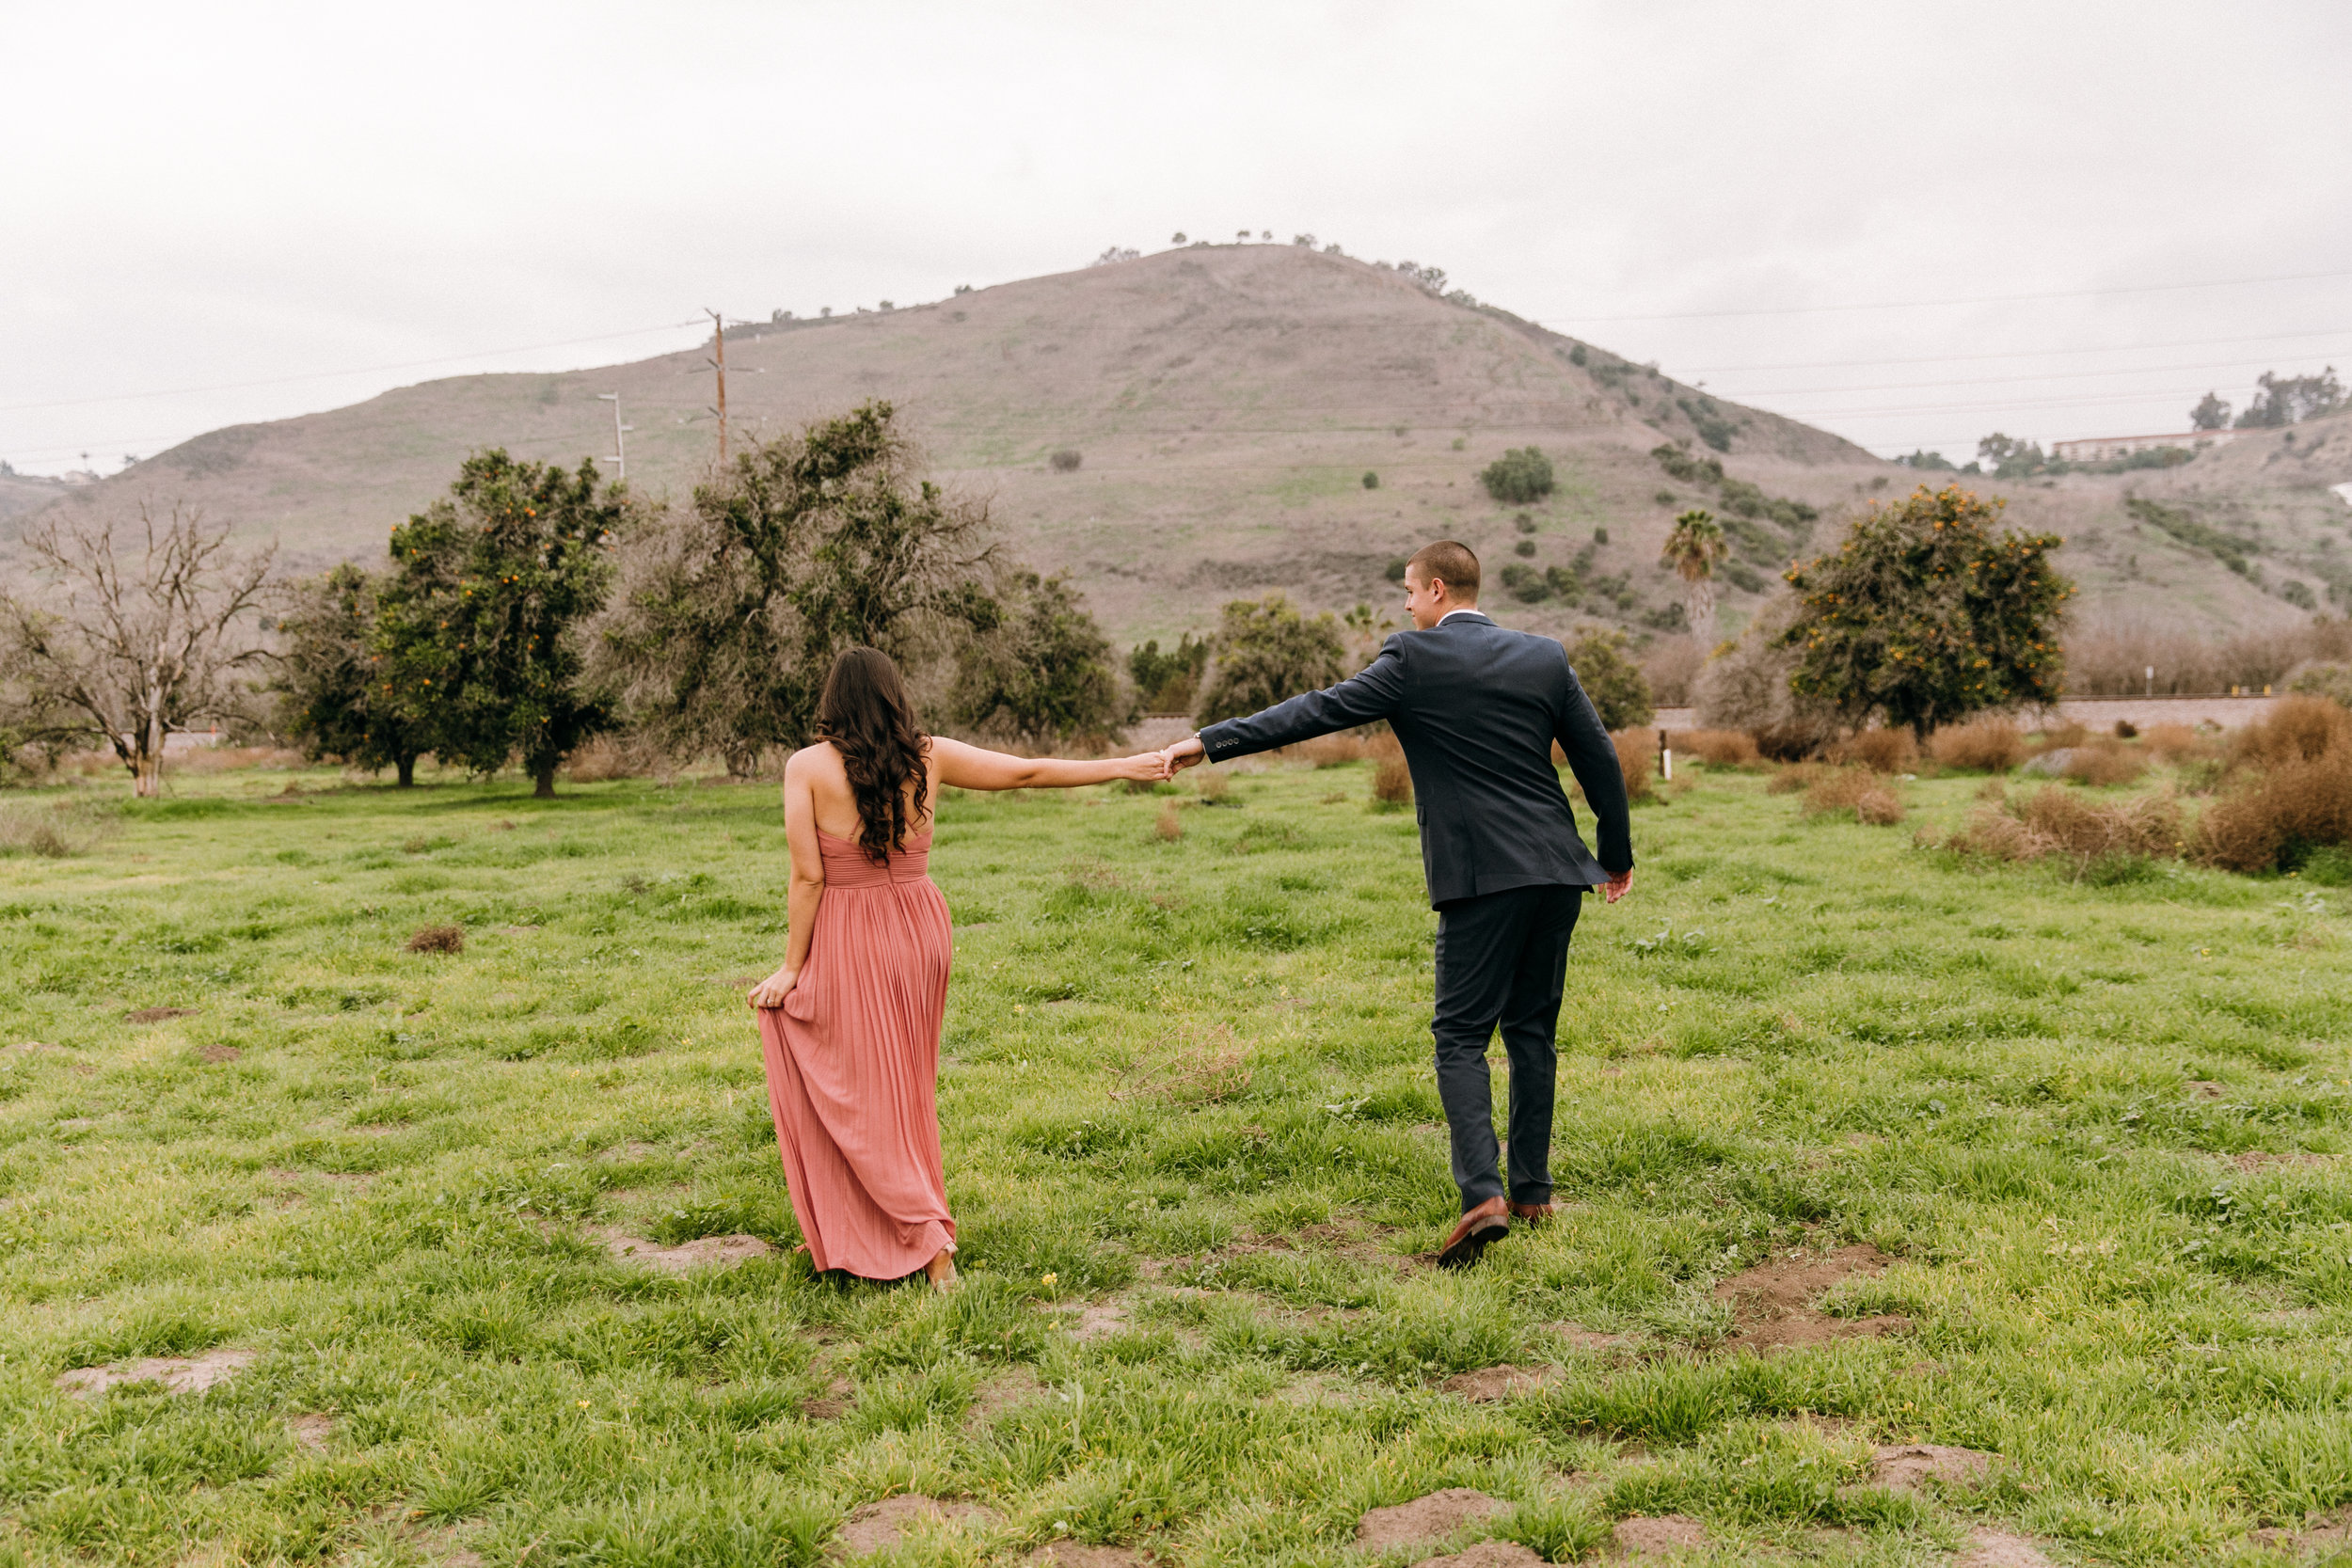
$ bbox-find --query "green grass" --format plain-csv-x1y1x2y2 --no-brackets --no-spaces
1,758,2347,1566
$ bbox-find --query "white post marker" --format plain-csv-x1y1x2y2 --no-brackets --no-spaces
1659,727,1672,782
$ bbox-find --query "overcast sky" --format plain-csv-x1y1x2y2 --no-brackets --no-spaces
6,0,2347,477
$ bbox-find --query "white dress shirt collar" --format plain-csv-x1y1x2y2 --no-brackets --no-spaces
1437,607,1488,625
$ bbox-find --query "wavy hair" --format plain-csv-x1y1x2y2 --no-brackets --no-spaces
815,647,930,864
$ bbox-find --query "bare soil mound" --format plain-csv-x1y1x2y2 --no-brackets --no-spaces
1714,1243,1910,1352
57,1347,256,1399
1439,1365,1561,1402
1414,1543,1542,1568
1869,1443,1995,1491
1355,1490,1502,1551
834,1496,1000,1557
597,1229,771,1274
1613,1515,1708,1556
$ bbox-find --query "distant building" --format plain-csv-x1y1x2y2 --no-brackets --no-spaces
2051,429,2244,464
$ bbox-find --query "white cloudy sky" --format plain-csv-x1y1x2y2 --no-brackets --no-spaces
5,0,2346,476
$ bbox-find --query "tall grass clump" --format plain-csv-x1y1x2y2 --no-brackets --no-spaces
1674,729,1761,768
1927,718,2026,773
1800,768,1903,825
1611,729,1657,802
1827,728,1917,774
2194,696,2352,872
1945,782,2184,874
2060,738,2148,787
0,797,119,858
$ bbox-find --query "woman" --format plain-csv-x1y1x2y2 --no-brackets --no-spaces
747,648,1169,1288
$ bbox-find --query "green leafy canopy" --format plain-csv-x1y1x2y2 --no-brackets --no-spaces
1780,484,2072,739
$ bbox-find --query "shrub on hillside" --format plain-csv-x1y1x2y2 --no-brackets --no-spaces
1830,727,1918,774
2286,660,2352,708
1945,784,2185,873
1929,718,2026,772
1479,447,1555,505
1049,449,1083,472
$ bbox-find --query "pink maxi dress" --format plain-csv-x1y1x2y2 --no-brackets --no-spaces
755,826,957,1279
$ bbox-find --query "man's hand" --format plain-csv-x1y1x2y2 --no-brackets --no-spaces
1602,869,1633,906
1162,736,1205,775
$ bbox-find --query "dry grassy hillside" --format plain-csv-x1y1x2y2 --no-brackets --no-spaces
16,245,2351,648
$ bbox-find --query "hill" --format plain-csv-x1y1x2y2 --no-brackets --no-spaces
14,245,2352,647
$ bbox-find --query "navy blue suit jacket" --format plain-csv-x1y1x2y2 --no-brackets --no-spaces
1197,610,1633,908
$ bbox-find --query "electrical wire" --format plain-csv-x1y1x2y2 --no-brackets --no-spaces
1533,266,2352,324
0,319,707,415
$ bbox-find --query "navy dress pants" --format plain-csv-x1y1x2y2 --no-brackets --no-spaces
1431,882,1583,1211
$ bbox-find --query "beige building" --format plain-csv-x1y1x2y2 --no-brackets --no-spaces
2051,429,2244,463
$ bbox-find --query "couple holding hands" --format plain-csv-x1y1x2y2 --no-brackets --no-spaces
746,540,1633,1290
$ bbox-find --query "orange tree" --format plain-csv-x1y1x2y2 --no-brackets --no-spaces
375,451,623,797
1778,484,2070,739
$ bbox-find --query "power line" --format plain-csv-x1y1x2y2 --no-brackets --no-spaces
1680,325,2352,375
1534,266,2352,325
1716,348,2352,402
0,319,707,415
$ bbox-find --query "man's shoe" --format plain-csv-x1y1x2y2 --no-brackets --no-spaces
1510,1200,1559,1224
1436,1196,1510,1270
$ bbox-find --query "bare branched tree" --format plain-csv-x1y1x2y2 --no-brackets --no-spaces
0,503,276,795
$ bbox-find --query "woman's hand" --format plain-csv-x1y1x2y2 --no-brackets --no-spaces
747,966,799,1009
1113,752,1170,784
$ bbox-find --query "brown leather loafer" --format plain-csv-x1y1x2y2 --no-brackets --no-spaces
1436,1196,1510,1270
1510,1200,1559,1224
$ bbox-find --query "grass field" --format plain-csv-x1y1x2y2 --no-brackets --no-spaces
1,755,2348,1567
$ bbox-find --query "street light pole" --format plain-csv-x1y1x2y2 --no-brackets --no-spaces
596,392,632,481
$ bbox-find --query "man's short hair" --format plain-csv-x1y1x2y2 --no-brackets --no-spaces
1408,540,1480,601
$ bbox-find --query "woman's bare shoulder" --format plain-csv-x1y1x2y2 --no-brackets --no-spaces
786,741,843,777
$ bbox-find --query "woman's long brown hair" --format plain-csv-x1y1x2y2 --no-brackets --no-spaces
815,647,929,864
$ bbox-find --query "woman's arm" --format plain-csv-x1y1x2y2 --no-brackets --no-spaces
748,751,826,1008
931,735,1168,791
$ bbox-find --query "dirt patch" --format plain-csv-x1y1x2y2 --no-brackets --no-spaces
288,1413,336,1453
1956,1528,2055,1568
969,1365,1042,1424
405,924,464,954
1060,1302,1129,1341
1547,1323,1633,1354
598,1229,772,1274
1356,1490,1502,1552
57,1348,257,1399
1439,1364,1561,1402
2234,1150,2334,1172
2249,1509,2352,1553
125,1006,197,1024
197,1044,241,1064
2185,1081,2228,1100
803,1376,853,1420
1414,1544,1542,1568
1714,1243,1908,1353
269,1167,372,1187
834,1496,1001,1557
1027,1544,1153,1568
1613,1515,1708,1556
1869,1444,1994,1491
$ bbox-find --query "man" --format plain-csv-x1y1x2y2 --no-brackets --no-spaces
1163,541,1632,1269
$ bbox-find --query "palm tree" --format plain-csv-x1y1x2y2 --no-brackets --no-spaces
1661,509,1729,649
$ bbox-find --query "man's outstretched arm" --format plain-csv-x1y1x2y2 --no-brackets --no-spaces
1166,641,1406,770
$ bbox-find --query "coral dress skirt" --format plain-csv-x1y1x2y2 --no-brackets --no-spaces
755,826,957,1279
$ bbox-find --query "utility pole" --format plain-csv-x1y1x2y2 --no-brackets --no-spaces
706,309,728,466
596,392,632,481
